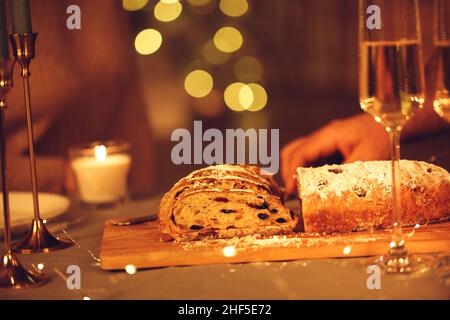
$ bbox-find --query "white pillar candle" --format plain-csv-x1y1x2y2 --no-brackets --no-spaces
71,145,131,204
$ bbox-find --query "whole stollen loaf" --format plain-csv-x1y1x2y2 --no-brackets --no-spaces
296,160,450,233
158,165,300,241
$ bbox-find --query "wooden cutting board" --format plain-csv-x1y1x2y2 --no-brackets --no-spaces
100,219,450,270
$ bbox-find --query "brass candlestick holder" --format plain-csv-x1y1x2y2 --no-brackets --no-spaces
0,58,48,288
10,33,72,254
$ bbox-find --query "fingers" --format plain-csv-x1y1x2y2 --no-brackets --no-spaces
281,123,340,195
281,138,307,193
283,149,305,195
344,132,389,164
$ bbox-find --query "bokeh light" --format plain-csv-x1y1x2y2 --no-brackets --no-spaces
184,70,214,98
219,0,249,17
122,0,148,11
134,29,163,55
246,83,268,111
224,82,268,112
161,0,179,3
125,264,137,274
224,82,247,111
233,56,263,82
154,1,182,22
202,40,231,65
222,245,237,257
213,27,243,53
343,246,352,255
238,84,254,109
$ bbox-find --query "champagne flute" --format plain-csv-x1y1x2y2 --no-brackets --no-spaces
359,0,425,273
433,0,450,122
429,0,450,168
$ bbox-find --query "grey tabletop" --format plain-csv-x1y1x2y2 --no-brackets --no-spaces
0,195,449,300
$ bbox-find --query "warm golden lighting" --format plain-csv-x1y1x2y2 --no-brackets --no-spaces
234,56,263,82
94,145,107,162
37,263,45,271
122,0,148,11
222,245,237,257
154,1,182,22
224,82,246,111
202,40,231,65
134,29,163,55
83,296,91,300
219,0,248,17
342,245,352,255
184,70,214,98
238,84,254,109
161,0,179,3
213,27,243,53
246,83,268,112
192,89,224,117
125,264,137,275
186,0,211,6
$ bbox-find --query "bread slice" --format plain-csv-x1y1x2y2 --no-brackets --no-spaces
296,160,450,233
158,165,298,240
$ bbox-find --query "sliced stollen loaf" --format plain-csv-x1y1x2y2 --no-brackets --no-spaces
158,165,299,240
296,160,450,233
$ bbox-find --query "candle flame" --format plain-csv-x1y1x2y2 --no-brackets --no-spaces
94,145,107,161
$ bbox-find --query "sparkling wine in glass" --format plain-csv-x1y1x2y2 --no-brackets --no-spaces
359,0,425,273
429,0,450,169
433,0,450,122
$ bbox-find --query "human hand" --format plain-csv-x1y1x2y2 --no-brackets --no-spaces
281,113,390,195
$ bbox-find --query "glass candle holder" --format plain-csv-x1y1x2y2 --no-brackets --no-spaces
69,141,131,206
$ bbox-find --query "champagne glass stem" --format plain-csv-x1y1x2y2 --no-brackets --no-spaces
388,126,404,249
384,125,411,273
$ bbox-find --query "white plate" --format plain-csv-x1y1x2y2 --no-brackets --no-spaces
0,192,70,230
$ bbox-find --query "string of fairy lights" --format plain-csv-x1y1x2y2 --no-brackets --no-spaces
123,0,268,114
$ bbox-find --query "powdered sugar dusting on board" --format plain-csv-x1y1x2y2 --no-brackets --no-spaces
180,233,380,251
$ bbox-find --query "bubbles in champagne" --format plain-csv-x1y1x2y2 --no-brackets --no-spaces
359,40,425,128
433,41,450,123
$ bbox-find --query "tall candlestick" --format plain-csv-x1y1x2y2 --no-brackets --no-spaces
9,33,72,253
0,0,8,58
10,0,32,34
0,58,47,288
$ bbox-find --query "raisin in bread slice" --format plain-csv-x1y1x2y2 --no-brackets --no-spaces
158,165,298,240
296,160,450,233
